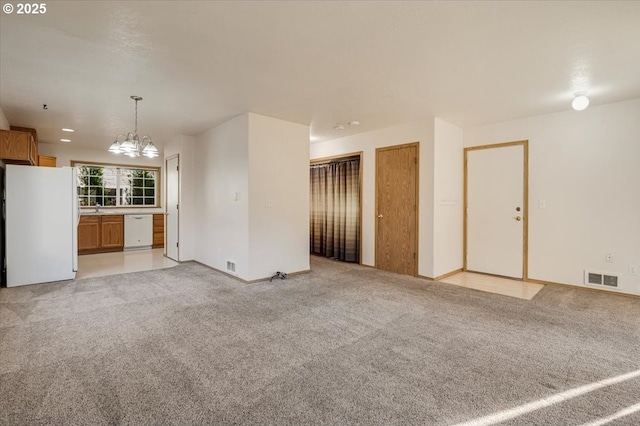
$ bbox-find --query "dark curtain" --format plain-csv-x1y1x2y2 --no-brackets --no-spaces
310,158,360,262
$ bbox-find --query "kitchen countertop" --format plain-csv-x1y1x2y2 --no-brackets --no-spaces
80,209,164,216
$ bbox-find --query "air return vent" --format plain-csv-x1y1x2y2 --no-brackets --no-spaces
226,260,236,274
584,271,619,288
603,275,618,287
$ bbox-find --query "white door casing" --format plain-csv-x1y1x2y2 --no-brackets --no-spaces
466,142,527,279
166,155,179,261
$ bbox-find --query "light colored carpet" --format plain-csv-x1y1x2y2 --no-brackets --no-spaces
1,257,638,425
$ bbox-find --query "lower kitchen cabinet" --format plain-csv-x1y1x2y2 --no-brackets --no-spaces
78,215,124,254
78,216,100,252
101,215,124,249
153,214,164,248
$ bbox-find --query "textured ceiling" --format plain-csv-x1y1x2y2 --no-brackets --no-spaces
1,1,639,149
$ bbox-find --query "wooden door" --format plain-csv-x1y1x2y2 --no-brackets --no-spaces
166,155,179,261
375,143,419,275
465,141,528,279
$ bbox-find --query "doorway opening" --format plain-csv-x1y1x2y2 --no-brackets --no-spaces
309,153,362,263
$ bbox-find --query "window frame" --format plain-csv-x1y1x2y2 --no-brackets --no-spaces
71,160,161,209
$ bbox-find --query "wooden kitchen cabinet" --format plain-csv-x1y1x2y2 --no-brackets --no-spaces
78,214,124,254
101,215,124,249
38,155,57,167
153,214,164,248
78,215,101,253
0,129,37,165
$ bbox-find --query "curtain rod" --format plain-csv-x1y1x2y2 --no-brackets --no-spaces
310,156,360,167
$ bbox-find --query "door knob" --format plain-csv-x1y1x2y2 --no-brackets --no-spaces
515,216,522,221
377,214,383,218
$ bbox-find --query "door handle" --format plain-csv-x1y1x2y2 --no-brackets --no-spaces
377,214,383,218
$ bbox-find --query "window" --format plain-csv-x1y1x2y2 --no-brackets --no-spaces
73,162,160,208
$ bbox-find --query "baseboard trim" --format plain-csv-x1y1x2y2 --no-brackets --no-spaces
527,277,640,299
435,268,463,281
191,261,310,284
417,274,434,281
245,269,311,284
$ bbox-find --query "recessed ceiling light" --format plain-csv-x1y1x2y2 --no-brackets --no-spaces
334,124,344,131
61,128,75,132
348,121,360,126
572,93,589,111
60,138,71,143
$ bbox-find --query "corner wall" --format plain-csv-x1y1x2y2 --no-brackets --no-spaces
192,113,309,281
464,99,640,296
0,107,9,130
247,113,310,280
433,118,464,278
194,114,250,278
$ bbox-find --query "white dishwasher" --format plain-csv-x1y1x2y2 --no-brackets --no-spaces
124,214,153,250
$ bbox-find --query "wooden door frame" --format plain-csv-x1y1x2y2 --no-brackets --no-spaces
463,140,529,280
375,142,420,276
310,151,363,265
165,154,180,260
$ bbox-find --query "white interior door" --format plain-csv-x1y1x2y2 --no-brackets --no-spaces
166,155,179,261
466,144,525,279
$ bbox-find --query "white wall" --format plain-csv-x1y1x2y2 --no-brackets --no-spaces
465,99,640,296
247,113,310,281
164,135,196,261
38,142,163,169
0,107,9,130
194,114,250,278
310,121,436,278
433,118,464,278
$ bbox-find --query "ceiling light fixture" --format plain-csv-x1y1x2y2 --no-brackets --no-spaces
108,96,158,158
334,124,345,130
60,138,71,143
348,121,360,126
572,93,590,111
61,128,75,132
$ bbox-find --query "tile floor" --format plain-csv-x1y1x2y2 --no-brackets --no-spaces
439,271,545,300
76,248,178,280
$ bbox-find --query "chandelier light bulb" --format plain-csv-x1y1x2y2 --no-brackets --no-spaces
108,96,156,158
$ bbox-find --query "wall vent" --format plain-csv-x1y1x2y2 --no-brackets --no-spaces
586,272,603,285
603,275,618,287
226,260,236,274
584,271,619,288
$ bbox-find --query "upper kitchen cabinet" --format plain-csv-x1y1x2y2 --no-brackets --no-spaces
0,127,38,165
38,155,57,167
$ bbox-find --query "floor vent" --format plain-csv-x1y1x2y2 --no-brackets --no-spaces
226,260,236,274
584,271,619,288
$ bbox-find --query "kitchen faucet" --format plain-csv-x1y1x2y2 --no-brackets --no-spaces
95,203,101,213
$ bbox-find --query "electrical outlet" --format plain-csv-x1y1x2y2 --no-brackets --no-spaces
606,252,614,263
630,265,638,276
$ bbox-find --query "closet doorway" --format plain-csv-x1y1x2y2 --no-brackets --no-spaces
309,153,362,263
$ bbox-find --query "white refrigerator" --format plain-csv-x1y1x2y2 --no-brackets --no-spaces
5,165,79,287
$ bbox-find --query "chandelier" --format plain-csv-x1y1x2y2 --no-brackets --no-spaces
108,96,159,158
